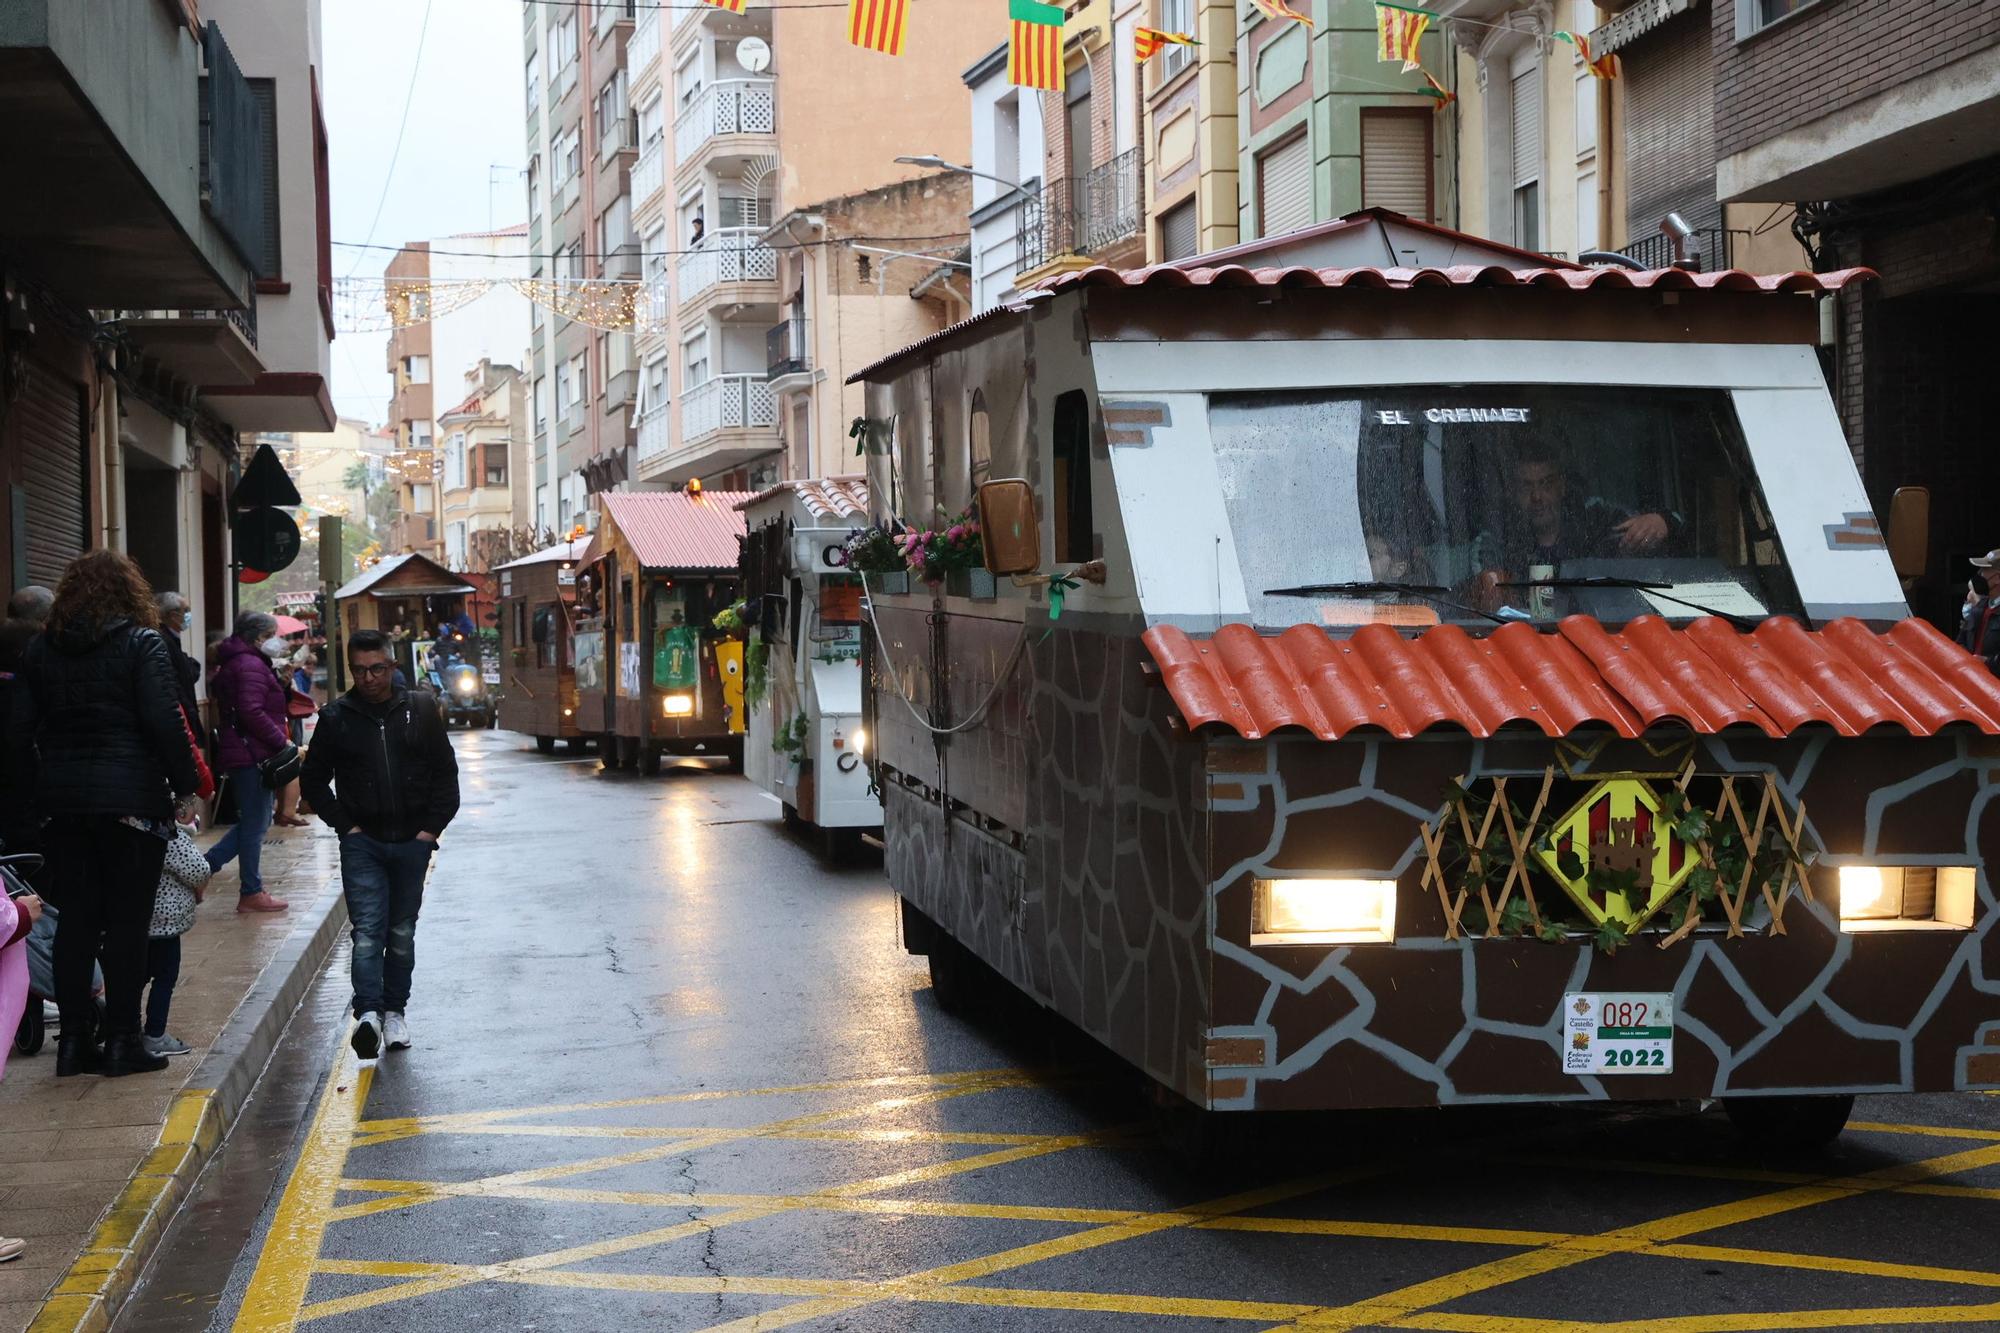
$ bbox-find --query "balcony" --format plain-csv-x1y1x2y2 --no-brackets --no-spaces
119,308,262,386
629,10,661,75
598,112,636,160
766,319,810,392
1017,148,1144,275
633,140,665,207
636,403,672,466
676,227,778,311
558,173,580,216
602,239,642,281
673,79,775,176
641,374,777,483
642,274,672,332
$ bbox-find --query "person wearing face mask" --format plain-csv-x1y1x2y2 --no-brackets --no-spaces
205,612,293,913
261,634,312,829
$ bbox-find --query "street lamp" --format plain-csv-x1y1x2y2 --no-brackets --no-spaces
895,154,1038,207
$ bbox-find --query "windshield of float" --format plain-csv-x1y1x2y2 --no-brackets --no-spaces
1209,385,1805,632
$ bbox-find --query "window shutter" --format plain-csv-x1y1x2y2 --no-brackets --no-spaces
1360,112,1430,222
1160,199,1198,260
1622,12,1720,240
251,80,282,278
1258,132,1313,237
1510,66,1541,188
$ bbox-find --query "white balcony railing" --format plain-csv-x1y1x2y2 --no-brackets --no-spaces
633,141,665,207
598,113,635,160
676,228,777,305
673,79,775,165
681,374,777,442
636,404,672,463
629,9,660,73
642,273,672,330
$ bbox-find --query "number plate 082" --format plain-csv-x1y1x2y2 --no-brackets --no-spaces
1563,992,1674,1075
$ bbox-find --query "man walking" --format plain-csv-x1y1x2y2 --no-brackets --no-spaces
301,630,459,1059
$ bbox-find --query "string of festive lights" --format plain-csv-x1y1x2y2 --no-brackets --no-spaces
332,276,668,336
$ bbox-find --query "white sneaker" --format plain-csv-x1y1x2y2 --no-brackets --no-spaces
0,1236,24,1263
351,1011,382,1060
384,1011,411,1051
144,1033,192,1058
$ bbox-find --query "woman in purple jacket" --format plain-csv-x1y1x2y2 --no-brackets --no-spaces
206,611,291,913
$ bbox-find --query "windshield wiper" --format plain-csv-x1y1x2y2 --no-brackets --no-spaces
1263,581,1504,625
1496,576,1764,629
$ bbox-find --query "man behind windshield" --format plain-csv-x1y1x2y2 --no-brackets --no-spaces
1475,442,1676,574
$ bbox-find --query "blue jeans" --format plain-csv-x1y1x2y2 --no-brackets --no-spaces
341,832,433,1017
208,767,276,896
144,936,181,1038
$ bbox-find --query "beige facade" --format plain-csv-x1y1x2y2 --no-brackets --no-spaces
1146,0,1239,261
767,176,972,484
437,361,530,573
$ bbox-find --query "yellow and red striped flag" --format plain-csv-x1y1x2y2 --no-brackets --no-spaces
1135,27,1199,61
701,0,747,12
1009,0,1065,91
848,0,908,55
1554,30,1619,78
1252,0,1314,24
1420,69,1455,111
1375,2,1430,71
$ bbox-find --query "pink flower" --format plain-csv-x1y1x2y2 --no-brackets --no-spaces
947,525,965,542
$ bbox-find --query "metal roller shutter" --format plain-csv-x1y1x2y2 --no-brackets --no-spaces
1258,131,1313,237
1623,12,1719,241
1160,198,1198,261
1361,111,1432,222
1510,67,1541,188
17,361,88,589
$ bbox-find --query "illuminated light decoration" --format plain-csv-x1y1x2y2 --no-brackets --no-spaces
1008,0,1064,91
1375,1,1428,70
847,0,909,55
662,694,695,717
1838,865,1977,931
1253,878,1396,945
332,277,666,336
686,478,703,498
851,727,867,756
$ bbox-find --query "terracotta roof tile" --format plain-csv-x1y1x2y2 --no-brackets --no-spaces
738,476,870,521
1040,264,1875,296
1142,616,2000,741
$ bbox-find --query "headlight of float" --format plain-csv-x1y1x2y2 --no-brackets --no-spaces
852,728,867,757
456,678,476,695
662,694,695,717
1252,877,1396,945
1837,865,1976,931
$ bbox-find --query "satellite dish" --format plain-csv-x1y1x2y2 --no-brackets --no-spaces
737,36,771,73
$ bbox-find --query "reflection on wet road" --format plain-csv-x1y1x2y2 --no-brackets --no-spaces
120,731,2000,1332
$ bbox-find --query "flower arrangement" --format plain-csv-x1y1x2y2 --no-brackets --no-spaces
899,508,984,584
711,600,746,635
840,523,907,575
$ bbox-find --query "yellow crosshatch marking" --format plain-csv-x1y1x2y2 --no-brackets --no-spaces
233,1048,2000,1333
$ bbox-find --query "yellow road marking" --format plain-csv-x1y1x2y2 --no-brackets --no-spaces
1252,1140,2000,1331
1650,1241,2000,1289
1394,1302,2000,1332
1504,1150,2000,1205
1849,1119,2000,1142
328,1071,1039,1223
351,1066,1025,1142
232,1057,372,1333
297,1124,1125,1321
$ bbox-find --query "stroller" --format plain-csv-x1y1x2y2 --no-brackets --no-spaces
7,852,102,1058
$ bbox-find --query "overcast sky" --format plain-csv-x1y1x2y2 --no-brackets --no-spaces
323,0,529,427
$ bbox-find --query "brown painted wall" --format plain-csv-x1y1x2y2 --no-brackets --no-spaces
1713,0,2000,160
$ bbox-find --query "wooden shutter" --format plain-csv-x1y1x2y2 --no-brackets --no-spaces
1360,111,1431,222
1258,131,1313,237
1623,11,1720,240
1160,198,1198,260
17,361,88,589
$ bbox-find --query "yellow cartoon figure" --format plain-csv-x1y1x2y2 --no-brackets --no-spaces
716,640,745,735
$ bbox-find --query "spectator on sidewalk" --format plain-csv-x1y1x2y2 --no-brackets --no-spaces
153,592,205,745
8,551,200,1078
207,612,294,914
263,634,311,828
302,630,460,1060
2,873,42,1262
142,820,211,1058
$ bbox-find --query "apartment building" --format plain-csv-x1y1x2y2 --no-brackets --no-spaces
1710,0,2000,629
522,0,641,535
965,46,1049,315
613,0,984,491
384,243,437,559
0,0,334,650
1147,0,1235,259
437,359,530,572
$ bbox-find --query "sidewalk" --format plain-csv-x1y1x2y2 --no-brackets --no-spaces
0,822,344,1333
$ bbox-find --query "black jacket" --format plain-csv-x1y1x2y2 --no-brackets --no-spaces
1960,596,2000,671
163,632,206,746
301,684,460,843
8,618,200,821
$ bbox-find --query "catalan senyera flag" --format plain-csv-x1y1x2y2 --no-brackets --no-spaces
1419,69,1455,111
1009,0,1065,91
1554,29,1619,78
1252,0,1314,25
848,0,909,55
702,0,747,12
1134,27,1198,62
1375,2,1430,72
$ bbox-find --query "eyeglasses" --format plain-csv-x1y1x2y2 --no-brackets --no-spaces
352,663,394,679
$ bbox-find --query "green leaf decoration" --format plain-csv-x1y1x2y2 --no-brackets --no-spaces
1593,920,1629,954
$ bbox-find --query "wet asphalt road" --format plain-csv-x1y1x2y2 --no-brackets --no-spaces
116,729,2000,1333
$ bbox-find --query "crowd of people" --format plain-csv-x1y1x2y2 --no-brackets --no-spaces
0,554,323,1268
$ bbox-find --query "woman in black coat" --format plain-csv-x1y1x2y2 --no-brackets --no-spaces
9,551,199,1076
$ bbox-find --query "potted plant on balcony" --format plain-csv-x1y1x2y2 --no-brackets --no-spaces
840,523,910,594
902,508,988,597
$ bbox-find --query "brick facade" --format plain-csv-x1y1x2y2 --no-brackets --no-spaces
1713,0,2000,161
